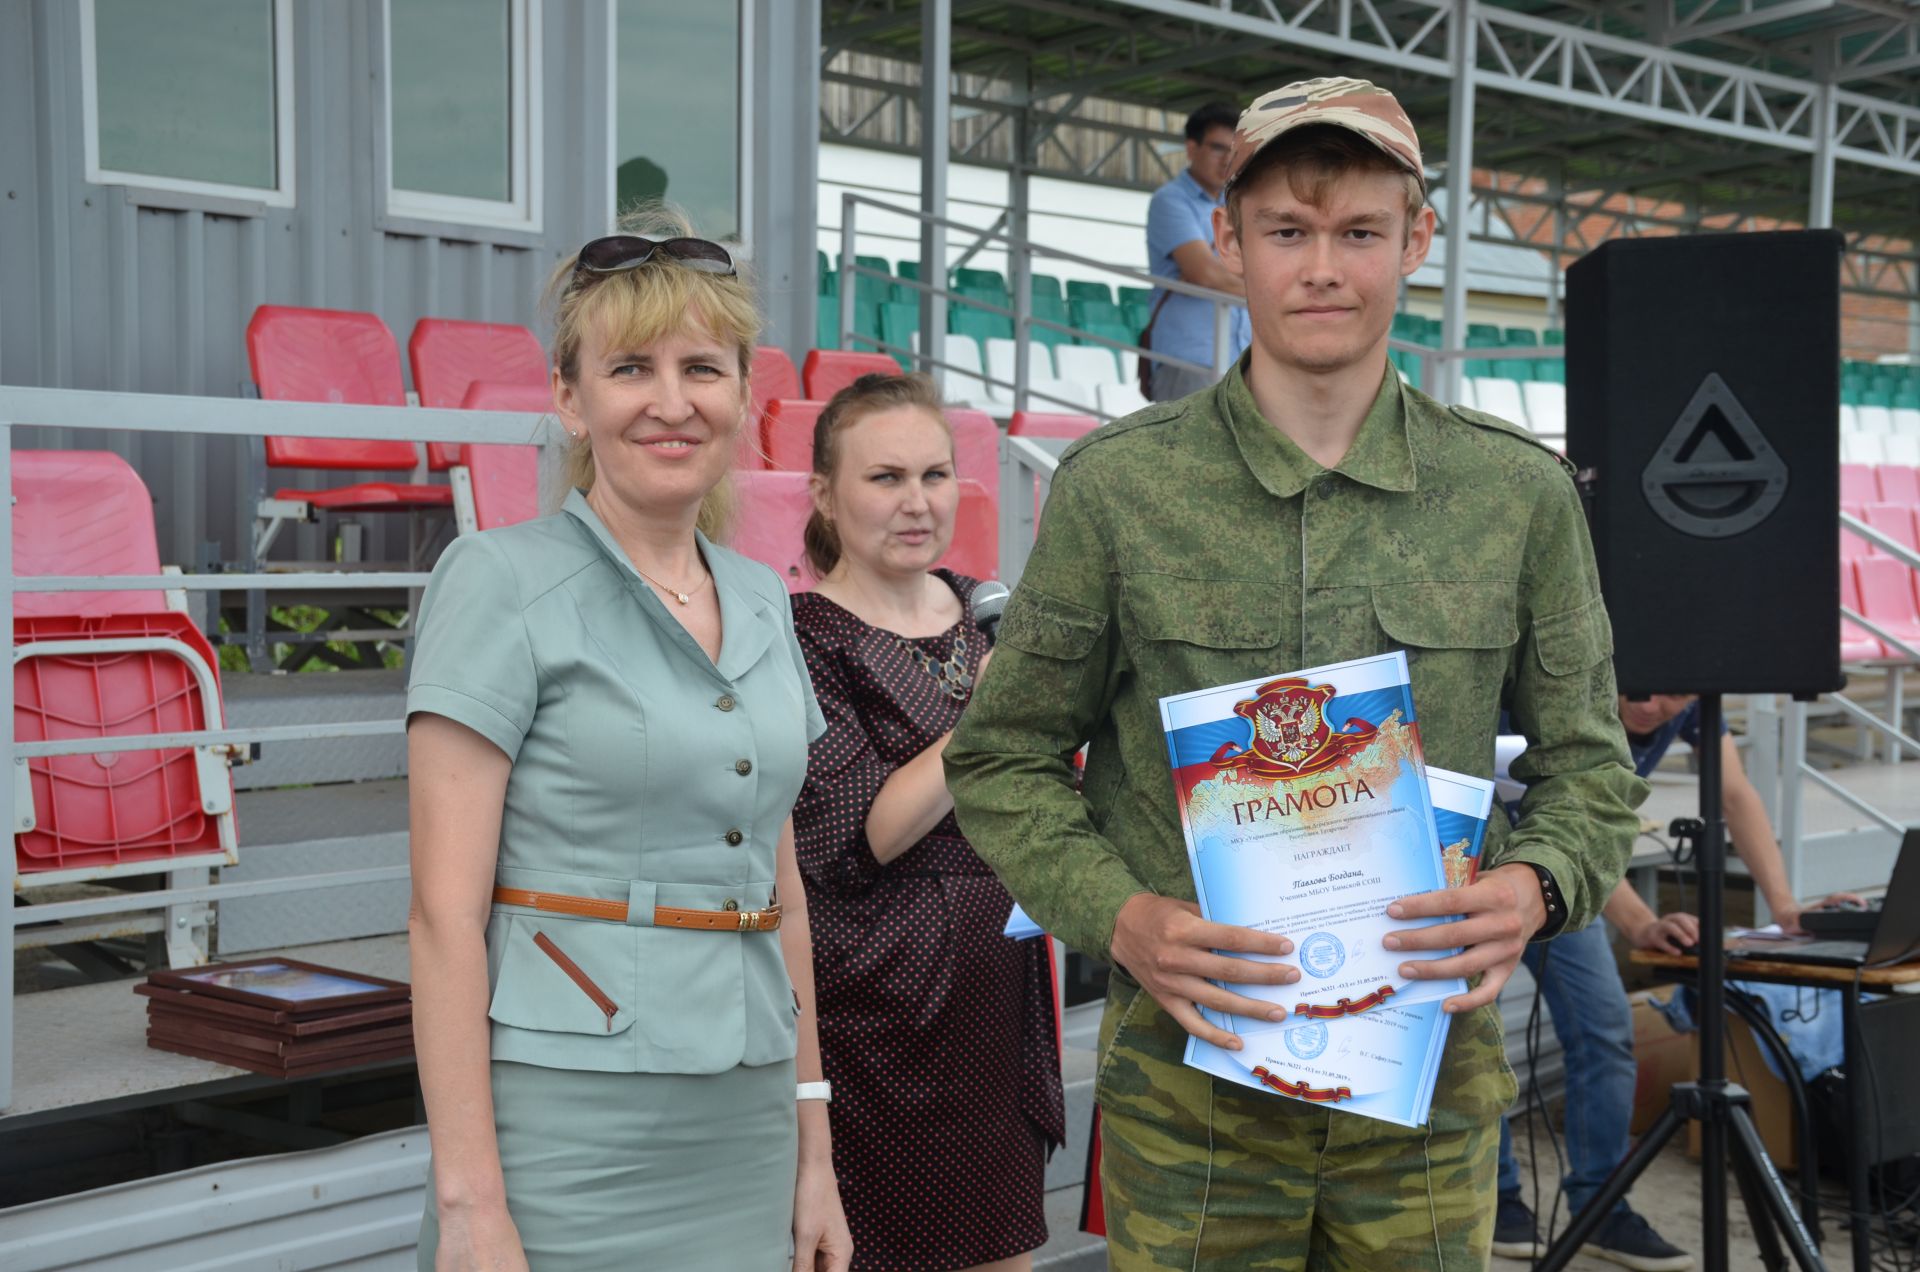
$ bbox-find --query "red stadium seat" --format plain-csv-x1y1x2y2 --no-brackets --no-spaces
12,454,238,881
1009,411,1100,441
939,478,999,581
727,470,816,592
1856,557,1920,654
1841,463,1880,505
945,408,1002,512
1842,503,1871,561
743,347,803,472
1879,464,1920,507
802,350,898,401
1863,502,1919,555
408,317,548,469
1841,565,1884,661
245,305,451,511
13,451,168,618
461,443,542,532
761,399,827,473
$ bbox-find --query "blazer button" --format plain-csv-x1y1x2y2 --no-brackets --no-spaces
724,829,744,846
716,694,735,711
735,758,753,776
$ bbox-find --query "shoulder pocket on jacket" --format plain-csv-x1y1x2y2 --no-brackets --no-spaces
1372,580,1518,651
488,916,638,1036
999,587,1109,661
1532,593,1613,676
1122,574,1284,649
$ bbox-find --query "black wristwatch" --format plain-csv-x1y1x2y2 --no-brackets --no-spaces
1521,862,1566,943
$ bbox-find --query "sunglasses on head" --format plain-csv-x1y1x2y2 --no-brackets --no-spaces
571,235,736,283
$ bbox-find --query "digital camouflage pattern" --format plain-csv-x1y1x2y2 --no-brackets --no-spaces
945,362,1648,1267
1227,77,1427,195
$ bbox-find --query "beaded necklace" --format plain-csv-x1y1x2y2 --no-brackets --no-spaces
898,627,972,701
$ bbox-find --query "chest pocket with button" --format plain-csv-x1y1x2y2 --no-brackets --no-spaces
1120,574,1291,701
1371,579,1519,734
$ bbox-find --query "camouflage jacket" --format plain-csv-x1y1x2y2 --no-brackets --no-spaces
946,360,1648,963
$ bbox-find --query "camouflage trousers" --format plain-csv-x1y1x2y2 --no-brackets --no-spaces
1095,970,1517,1271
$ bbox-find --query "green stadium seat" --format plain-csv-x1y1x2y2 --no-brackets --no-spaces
952,267,1008,296
1078,322,1136,377
1492,358,1536,382
1841,384,1864,406
1464,332,1502,378
1124,302,1152,333
1118,286,1154,308
1503,328,1539,346
898,261,920,281
1467,323,1502,342
819,269,838,298
1066,280,1115,306
1543,329,1564,346
815,294,840,350
1031,273,1064,301
950,306,1012,347
1864,388,1896,408
1071,298,1124,328
1532,359,1565,384
878,302,919,369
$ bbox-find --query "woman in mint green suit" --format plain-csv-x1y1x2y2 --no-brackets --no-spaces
407,211,852,1271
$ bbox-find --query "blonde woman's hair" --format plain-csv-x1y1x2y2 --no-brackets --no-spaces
541,202,760,538
804,372,953,579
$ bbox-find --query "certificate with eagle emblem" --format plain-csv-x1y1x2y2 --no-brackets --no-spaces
1159,651,1468,1038
1175,759,1498,1127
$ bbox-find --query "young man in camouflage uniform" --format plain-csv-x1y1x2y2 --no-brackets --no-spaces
946,78,1649,1268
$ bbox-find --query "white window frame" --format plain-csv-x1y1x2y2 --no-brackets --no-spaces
78,0,297,208
383,0,542,234
605,0,752,248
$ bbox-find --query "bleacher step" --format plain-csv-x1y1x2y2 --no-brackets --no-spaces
222,670,407,790
216,778,410,953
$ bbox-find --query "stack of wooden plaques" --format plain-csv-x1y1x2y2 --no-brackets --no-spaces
137,958,414,1078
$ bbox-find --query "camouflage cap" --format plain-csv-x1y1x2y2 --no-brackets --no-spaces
1225,77,1426,195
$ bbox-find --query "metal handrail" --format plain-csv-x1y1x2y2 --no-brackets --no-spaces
1842,511,1920,569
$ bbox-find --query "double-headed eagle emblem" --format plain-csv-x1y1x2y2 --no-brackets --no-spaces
1210,678,1376,780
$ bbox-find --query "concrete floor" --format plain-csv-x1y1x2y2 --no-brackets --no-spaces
1503,1107,1865,1271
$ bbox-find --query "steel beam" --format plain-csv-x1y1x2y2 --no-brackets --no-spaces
1442,0,1477,406
1668,0,1837,45
921,0,952,376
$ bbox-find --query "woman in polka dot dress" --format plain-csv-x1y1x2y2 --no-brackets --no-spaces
791,373,1065,1272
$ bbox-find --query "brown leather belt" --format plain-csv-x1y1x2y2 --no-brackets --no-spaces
492,886,782,932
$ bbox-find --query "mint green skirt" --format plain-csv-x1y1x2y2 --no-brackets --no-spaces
418,1058,797,1270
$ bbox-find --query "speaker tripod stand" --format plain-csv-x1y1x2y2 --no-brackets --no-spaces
1534,694,1826,1272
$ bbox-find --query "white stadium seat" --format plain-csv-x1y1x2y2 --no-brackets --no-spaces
1891,407,1920,438
1842,431,1887,464
1030,376,1099,412
1521,381,1566,438
1053,344,1123,387
1885,432,1920,466
1098,381,1150,417
1839,404,1862,433
1466,378,1529,430
1857,404,1894,434
938,334,995,411
984,338,1057,407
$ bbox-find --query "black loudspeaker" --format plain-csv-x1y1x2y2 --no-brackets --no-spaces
1566,230,1844,698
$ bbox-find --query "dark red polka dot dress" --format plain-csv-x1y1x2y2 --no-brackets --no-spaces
793,570,1066,1272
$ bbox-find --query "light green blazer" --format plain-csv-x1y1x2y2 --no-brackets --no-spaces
407,489,826,1074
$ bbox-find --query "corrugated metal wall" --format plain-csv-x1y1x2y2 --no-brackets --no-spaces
0,0,614,569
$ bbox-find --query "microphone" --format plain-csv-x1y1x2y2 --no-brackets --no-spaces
971,581,1011,647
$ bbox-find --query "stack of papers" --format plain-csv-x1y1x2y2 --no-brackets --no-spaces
1159,652,1494,1128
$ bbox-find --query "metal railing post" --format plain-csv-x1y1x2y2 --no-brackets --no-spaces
1,422,12,1110
1781,698,1808,895
1212,300,1232,379
839,194,859,352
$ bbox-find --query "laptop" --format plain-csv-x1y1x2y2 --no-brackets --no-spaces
1737,828,1920,970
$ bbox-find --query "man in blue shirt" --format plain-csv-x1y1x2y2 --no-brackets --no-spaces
1143,103,1253,400
1495,694,1859,1270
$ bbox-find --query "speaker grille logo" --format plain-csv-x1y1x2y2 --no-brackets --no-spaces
1640,373,1788,539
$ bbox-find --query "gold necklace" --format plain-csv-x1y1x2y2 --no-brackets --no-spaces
632,563,710,606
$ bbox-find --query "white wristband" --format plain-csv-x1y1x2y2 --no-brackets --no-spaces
796,1081,832,1103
